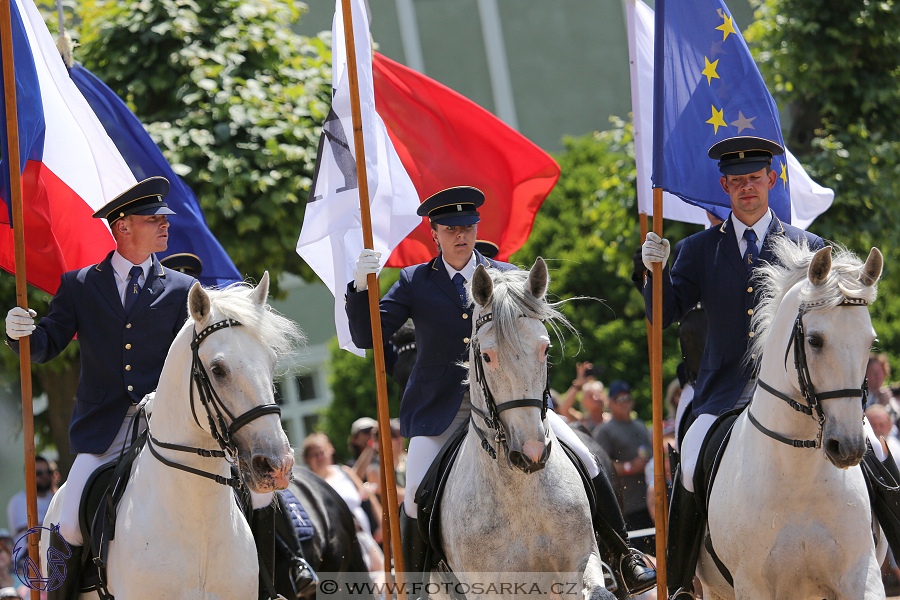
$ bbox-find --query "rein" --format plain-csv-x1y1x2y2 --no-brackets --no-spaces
469,310,550,460
147,318,282,488
751,297,869,449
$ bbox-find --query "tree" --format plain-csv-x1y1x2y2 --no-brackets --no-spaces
73,0,332,292
746,0,900,363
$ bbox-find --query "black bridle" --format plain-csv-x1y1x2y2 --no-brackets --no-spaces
147,318,283,488
751,297,870,449
469,311,550,460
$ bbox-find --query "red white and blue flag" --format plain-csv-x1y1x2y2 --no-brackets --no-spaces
0,0,134,294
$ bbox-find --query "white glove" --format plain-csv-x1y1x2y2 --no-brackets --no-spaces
641,232,671,271
354,249,382,291
6,307,36,340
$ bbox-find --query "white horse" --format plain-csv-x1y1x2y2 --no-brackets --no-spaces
437,258,614,600
700,240,887,600
43,273,301,599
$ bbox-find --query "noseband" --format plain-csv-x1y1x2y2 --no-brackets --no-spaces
469,311,550,460
751,297,869,449
147,318,282,488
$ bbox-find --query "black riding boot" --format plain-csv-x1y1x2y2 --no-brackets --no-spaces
399,509,429,600
45,528,83,600
862,441,900,557
591,472,657,596
666,471,704,600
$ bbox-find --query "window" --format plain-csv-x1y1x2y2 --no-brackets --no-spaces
297,375,317,401
302,414,319,435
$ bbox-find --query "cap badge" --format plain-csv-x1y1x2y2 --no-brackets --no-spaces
739,151,745,158
457,204,462,211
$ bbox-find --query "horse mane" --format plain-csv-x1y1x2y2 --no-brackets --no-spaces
201,282,306,357
471,268,578,365
748,236,878,367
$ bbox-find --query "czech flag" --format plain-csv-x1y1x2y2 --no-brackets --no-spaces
0,0,133,294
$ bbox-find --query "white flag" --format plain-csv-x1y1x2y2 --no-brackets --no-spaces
625,0,834,230
297,0,421,356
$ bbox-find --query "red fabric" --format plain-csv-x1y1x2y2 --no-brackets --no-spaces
373,53,560,267
0,160,115,294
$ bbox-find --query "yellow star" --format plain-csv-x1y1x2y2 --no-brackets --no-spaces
716,14,736,41
780,161,788,187
701,57,720,85
706,105,727,134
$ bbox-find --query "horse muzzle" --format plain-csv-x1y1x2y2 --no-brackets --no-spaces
244,450,295,491
823,434,867,469
508,440,552,474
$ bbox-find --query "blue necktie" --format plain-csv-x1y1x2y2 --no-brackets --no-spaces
123,265,143,314
452,272,467,305
743,228,759,272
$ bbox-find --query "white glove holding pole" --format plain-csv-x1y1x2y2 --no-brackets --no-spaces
641,232,671,271
6,307,36,339
354,249,382,291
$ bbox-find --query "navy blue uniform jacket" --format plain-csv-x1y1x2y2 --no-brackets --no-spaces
346,251,515,438
643,214,824,417
8,252,195,454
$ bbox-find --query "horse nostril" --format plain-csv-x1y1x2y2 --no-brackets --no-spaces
252,455,275,474
825,438,844,459
509,450,529,471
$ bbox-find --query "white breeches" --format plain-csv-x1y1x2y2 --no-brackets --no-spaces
403,400,599,517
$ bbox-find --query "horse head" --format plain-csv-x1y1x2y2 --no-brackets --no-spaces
470,258,554,474
752,241,882,469
187,272,298,492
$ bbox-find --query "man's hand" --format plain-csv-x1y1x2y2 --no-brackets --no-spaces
641,232,671,271
354,249,381,291
5,307,36,339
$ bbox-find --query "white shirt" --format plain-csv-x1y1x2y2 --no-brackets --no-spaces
111,251,152,305
441,252,477,285
731,208,773,256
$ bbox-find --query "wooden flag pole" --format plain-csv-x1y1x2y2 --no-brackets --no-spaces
651,188,667,594
339,0,406,596
0,1,39,597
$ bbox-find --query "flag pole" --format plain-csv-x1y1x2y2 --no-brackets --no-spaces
0,1,39,597
339,0,407,596
650,190,667,593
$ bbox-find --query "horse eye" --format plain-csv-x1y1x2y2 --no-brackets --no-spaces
211,364,227,377
481,353,491,364
807,335,824,350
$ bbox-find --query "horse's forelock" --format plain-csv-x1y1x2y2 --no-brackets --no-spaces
200,282,306,356
748,238,878,368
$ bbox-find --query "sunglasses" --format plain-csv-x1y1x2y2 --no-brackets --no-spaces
34,469,52,476
357,427,374,435
612,395,633,403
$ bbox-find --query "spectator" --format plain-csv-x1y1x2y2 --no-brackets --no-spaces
867,405,900,467
365,419,408,506
7,456,59,539
346,417,377,468
559,362,610,432
0,529,17,591
867,354,899,424
593,381,654,550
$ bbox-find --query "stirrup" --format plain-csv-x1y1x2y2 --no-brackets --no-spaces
598,558,618,593
669,587,697,599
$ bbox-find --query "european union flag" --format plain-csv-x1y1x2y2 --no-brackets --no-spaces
68,64,242,287
651,0,790,223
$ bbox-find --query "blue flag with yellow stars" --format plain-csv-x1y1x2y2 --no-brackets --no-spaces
651,0,790,223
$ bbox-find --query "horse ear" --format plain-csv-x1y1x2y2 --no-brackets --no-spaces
252,271,270,308
472,264,493,307
808,246,832,286
526,257,549,299
188,282,210,325
861,247,883,286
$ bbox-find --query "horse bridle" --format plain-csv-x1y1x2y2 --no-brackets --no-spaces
147,318,283,488
469,310,550,460
751,297,870,449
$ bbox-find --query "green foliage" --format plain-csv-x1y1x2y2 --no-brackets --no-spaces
746,0,900,366
511,120,701,420
72,0,332,292
319,337,400,464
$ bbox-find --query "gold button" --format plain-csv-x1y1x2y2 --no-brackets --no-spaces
127,385,133,391
747,309,753,315
749,332,755,338
747,287,753,293
125,365,131,370
462,314,468,319
463,337,470,344
751,354,757,360
126,323,132,329
125,344,131,349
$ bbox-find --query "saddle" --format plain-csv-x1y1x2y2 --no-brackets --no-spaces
415,419,598,573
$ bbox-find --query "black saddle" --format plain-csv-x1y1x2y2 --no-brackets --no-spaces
415,419,598,573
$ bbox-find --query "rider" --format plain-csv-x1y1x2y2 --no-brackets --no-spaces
346,186,656,595
640,136,828,598
4,177,196,600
